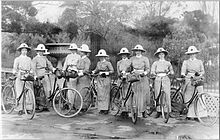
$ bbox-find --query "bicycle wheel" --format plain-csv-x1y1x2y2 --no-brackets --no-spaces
130,91,138,124
144,88,155,116
171,88,184,112
2,85,16,114
195,93,218,126
161,91,170,123
110,86,121,116
80,87,93,112
23,88,36,120
53,88,83,118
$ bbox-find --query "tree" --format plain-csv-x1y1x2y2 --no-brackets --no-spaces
2,1,38,34
183,10,219,39
162,24,202,75
59,0,134,69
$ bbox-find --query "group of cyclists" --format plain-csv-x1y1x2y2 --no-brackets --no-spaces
12,42,205,121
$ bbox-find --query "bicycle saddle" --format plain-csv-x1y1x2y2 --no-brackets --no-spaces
9,76,17,80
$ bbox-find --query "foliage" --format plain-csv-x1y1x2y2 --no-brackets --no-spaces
135,1,186,18
64,22,78,40
2,1,38,34
183,10,219,39
134,16,176,40
162,24,202,75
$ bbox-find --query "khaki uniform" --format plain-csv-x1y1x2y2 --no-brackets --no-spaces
94,60,114,111
13,55,33,111
76,56,91,109
32,55,54,98
181,58,205,118
151,60,174,112
130,56,150,116
63,53,81,104
116,58,131,111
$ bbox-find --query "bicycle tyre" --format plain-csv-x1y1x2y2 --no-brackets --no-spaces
195,93,218,126
171,88,184,112
161,91,170,123
2,85,16,114
130,91,138,124
53,88,83,118
80,87,93,112
23,88,36,120
110,86,121,116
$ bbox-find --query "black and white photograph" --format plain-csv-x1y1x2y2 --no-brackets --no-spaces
1,0,219,139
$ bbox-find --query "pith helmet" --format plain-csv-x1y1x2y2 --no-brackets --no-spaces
68,43,78,50
132,44,146,52
17,43,31,51
185,46,200,54
154,48,168,56
78,44,91,52
96,49,108,57
35,44,46,51
118,47,130,55
44,49,50,55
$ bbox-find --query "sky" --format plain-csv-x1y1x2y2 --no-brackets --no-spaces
33,1,219,25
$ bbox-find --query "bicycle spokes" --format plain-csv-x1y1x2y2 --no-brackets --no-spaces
23,88,36,120
53,88,83,118
195,93,218,126
2,85,16,114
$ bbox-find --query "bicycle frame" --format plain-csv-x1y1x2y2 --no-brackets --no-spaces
113,79,134,109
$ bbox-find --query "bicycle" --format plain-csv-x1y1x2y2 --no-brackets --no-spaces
52,68,83,118
170,75,218,126
34,72,55,113
2,71,36,120
144,73,171,123
79,73,98,112
110,72,140,124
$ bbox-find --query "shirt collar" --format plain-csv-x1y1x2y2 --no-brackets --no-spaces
136,55,142,58
159,59,165,61
190,58,197,61
20,54,27,57
122,57,128,60
101,59,106,62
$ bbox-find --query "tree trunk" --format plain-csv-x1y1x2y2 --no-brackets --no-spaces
89,33,101,70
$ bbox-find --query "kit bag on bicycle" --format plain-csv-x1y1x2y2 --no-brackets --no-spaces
127,73,140,83
190,75,205,87
20,73,35,81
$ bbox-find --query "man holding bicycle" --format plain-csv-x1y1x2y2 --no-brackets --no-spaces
13,43,34,115
181,46,205,120
151,48,174,118
32,44,56,111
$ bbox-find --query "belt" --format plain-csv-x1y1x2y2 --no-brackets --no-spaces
36,67,46,69
156,73,167,77
133,69,144,72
